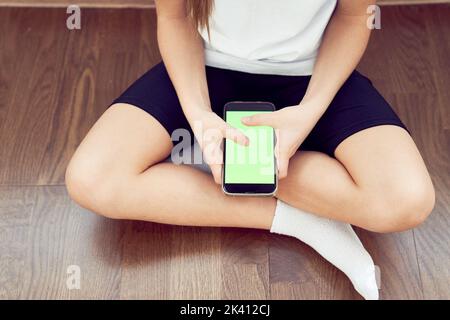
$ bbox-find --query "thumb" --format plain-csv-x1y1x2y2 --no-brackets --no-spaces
209,164,222,184
276,153,289,179
241,112,275,127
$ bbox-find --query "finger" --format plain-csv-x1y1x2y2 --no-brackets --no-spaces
241,112,275,127
202,140,223,167
276,154,289,179
223,125,249,146
209,164,223,184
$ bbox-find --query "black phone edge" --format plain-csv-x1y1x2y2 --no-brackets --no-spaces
222,101,278,196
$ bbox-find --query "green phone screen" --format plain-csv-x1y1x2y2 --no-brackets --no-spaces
225,111,275,184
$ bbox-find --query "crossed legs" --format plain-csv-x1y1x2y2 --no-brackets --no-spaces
66,104,435,233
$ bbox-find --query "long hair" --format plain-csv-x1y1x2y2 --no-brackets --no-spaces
186,0,214,34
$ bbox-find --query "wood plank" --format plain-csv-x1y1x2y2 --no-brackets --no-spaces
0,187,35,299
167,226,222,299
0,7,13,134
0,9,69,185
36,8,160,185
426,5,450,129
118,221,173,299
220,228,269,299
0,186,124,299
0,8,160,185
359,6,438,94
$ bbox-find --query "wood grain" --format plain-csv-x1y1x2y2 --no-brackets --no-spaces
36,8,160,185
220,228,269,300
0,8,160,185
0,186,125,299
426,6,450,129
0,5,449,299
0,187,34,299
0,9,69,185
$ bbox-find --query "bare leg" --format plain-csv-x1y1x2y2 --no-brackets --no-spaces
66,104,276,230
278,125,435,232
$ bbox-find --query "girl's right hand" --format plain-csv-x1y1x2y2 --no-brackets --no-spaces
189,110,249,184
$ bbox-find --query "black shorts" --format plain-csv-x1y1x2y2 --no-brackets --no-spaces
112,62,407,157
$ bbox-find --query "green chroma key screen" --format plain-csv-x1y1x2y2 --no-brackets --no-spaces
225,111,275,184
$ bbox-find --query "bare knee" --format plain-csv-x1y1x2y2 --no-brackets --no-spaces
362,181,435,233
65,155,125,220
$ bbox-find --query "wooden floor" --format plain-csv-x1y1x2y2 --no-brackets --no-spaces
0,5,449,300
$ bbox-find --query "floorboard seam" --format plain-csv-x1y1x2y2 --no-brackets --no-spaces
412,229,426,298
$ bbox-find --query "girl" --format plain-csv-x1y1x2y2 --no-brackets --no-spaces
66,0,435,299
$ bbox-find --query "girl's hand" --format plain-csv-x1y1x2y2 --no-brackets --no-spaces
242,104,321,178
190,110,249,184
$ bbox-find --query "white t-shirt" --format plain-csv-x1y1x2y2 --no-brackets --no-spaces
199,0,337,76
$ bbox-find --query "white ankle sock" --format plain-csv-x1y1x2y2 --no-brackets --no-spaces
270,200,379,300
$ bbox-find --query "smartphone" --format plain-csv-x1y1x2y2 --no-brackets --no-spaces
222,101,277,196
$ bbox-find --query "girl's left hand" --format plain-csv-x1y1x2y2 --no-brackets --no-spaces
242,104,321,178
